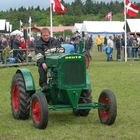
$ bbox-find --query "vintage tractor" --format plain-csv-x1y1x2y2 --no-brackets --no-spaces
10,47,117,129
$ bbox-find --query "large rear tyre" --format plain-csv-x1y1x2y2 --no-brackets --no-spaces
11,73,30,119
98,89,117,125
73,89,92,116
31,93,48,129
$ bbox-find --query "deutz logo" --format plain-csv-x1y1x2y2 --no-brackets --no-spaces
65,56,82,59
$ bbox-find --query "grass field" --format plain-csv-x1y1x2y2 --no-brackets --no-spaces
0,55,140,140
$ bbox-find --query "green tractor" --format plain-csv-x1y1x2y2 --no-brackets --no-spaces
10,47,117,129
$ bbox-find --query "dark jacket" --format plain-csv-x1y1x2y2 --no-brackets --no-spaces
35,37,59,66
115,38,122,49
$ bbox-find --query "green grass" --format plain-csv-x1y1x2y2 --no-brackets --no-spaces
0,59,140,140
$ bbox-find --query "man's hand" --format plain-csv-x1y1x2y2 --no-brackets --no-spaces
42,63,47,70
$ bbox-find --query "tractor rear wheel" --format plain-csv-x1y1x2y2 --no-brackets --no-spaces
85,54,89,69
11,73,30,119
73,89,92,116
98,89,117,125
31,93,48,129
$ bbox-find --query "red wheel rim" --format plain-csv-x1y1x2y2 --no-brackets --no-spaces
12,83,19,112
99,97,109,121
32,98,41,124
85,55,89,69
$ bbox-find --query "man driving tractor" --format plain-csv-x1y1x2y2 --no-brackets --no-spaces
35,28,59,91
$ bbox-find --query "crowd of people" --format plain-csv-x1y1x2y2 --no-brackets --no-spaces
0,30,140,64
95,33,140,61
0,33,35,64
0,31,93,65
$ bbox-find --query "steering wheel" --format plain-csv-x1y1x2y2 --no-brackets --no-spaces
56,47,65,53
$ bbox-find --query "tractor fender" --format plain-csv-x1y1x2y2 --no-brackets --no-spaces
16,68,36,93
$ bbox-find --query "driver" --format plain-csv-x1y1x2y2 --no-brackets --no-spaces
35,27,59,90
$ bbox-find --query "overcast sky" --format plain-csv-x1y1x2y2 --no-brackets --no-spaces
0,0,139,11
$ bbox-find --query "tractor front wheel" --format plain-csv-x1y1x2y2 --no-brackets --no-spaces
31,93,48,129
98,89,117,125
11,73,30,119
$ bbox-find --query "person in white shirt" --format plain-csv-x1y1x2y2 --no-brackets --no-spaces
106,36,114,61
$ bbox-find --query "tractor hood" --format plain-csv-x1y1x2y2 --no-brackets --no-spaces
45,53,85,67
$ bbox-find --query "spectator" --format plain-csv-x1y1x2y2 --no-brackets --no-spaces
132,37,138,58
106,36,114,61
95,35,103,52
19,37,26,49
127,35,133,58
2,45,10,64
85,35,93,60
12,35,24,62
115,35,122,61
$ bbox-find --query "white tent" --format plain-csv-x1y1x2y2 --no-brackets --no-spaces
73,23,83,32
0,19,12,32
0,19,6,31
127,19,140,33
81,21,124,34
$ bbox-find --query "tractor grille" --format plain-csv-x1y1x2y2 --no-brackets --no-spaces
63,61,85,85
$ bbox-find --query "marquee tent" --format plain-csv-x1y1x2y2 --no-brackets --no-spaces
80,21,124,34
0,19,12,32
0,19,6,31
73,23,83,32
126,19,140,33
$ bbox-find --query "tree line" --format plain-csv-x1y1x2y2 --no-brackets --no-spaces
0,0,140,30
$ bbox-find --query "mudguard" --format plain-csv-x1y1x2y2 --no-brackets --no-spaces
16,68,36,93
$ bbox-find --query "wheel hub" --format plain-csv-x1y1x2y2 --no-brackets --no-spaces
32,99,41,124
12,83,19,112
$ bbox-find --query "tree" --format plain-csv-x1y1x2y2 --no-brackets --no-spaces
71,0,84,16
83,0,94,14
0,0,139,30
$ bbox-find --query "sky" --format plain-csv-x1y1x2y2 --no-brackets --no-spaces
0,0,139,11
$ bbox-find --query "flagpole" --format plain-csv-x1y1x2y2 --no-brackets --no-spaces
20,20,21,29
124,0,127,62
29,24,31,38
29,17,32,38
50,0,53,37
110,12,112,21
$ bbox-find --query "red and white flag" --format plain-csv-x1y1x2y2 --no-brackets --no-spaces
126,0,139,17
104,12,112,21
52,0,67,14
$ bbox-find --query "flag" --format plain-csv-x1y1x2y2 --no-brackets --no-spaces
104,12,112,21
126,0,139,17
52,0,67,14
29,16,32,24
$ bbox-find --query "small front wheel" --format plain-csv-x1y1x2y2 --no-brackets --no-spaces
31,93,48,129
98,89,117,125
